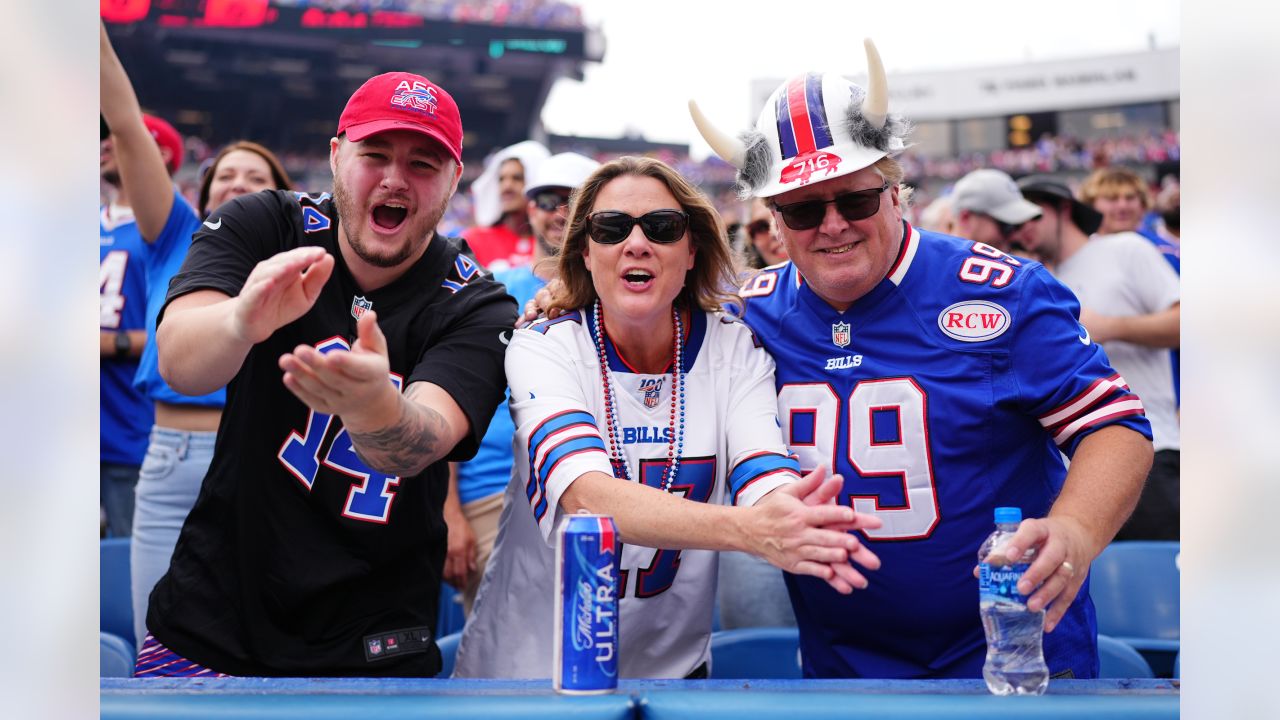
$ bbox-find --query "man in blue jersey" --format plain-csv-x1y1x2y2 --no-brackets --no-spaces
99,111,176,536
444,151,600,614
689,39,1155,679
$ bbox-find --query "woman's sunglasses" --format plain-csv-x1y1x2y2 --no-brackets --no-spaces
587,210,689,245
772,182,890,231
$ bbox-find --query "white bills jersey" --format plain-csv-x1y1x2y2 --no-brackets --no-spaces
453,308,799,679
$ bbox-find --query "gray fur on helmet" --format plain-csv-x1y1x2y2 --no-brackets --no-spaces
735,130,773,199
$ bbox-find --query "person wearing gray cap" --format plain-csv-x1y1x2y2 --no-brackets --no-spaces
950,168,1042,253
688,39,1155,679
444,152,602,617
1019,175,1180,542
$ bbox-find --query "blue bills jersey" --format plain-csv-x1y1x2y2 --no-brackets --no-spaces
100,206,153,465
739,222,1152,679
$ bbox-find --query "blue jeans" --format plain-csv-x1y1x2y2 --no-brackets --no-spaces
100,462,140,537
130,426,215,647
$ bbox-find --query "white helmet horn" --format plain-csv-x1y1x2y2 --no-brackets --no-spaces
861,38,888,130
688,99,746,168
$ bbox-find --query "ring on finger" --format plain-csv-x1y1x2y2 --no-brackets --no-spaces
1060,560,1075,576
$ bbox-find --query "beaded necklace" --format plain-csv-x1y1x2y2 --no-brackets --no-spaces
592,298,686,491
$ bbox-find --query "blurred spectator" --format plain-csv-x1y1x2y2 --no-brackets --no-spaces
463,140,549,270
917,194,956,236
949,169,1040,253
740,198,788,269
447,151,600,616
1080,166,1151,236
99,112,169,538
1018,176,1180,541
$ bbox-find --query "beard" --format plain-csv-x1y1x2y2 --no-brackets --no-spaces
333,173,450,269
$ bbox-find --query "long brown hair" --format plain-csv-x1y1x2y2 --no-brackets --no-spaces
198,140,293,216
551,156,740,315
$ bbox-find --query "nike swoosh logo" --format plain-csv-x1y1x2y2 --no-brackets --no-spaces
498,331,513,346
203,219,222,230
1078,326,1091,345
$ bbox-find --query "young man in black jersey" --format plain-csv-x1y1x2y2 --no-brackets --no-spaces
139,72,516,677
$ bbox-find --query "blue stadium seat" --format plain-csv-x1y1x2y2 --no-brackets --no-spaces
1096,633,1154,678
437,582,466,638
1089,541,1179,677
101,632,136,678
435,631,462,678
709,627,801,679
100,538,134,649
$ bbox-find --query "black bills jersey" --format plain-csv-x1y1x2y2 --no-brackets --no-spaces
147,189,516,676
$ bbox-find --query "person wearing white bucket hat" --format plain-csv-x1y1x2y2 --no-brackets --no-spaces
689,39,1156,680
462,140,550,271
444,152,601,617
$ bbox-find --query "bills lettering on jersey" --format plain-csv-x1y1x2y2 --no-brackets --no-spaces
825,354,863,370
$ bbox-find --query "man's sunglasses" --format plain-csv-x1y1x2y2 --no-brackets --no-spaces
980,214,1030,239
587,210,689,245
772,182,890,231
532,191,572,212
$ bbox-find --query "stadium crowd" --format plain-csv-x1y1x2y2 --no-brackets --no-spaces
101,20,1179,684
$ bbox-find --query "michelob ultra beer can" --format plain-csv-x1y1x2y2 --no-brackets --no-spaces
553,514,620,693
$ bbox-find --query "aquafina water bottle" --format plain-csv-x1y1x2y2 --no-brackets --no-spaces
978,507,1049,695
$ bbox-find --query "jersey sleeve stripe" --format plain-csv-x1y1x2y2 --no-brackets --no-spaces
734,468,800,506
525,410,601,510
532,443,609,522
1037,374,1129,427
728,452,801,498
1050,398,1147,448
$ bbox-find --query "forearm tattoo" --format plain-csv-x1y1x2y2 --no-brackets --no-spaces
347,394,451,477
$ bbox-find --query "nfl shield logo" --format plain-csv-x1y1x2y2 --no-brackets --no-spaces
368,639,382,656
638,377,664,409
831,321,851,348
351,295,373,320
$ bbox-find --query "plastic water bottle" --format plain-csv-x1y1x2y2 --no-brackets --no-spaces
978,507,1049,695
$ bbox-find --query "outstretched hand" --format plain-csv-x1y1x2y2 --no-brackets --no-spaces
751,466,882,594
234,246,334,344
279,309,399,427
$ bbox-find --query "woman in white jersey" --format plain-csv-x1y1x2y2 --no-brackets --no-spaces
453,156,882,679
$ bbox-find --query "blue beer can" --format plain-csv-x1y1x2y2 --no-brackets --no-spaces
553,513,620,694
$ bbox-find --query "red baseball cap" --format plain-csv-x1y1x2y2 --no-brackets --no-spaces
142,113,183,174
336,72,463,163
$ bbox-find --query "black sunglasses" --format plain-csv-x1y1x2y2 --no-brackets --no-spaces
587,210,689,245
746,219,772,237
772,182,890,231
532,190,572,212
979,214,1029,239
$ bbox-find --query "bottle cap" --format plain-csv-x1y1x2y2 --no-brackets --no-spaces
994,507,1022,524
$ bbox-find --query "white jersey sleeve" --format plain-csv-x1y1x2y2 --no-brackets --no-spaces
505,319,614,545
719,316,800,507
